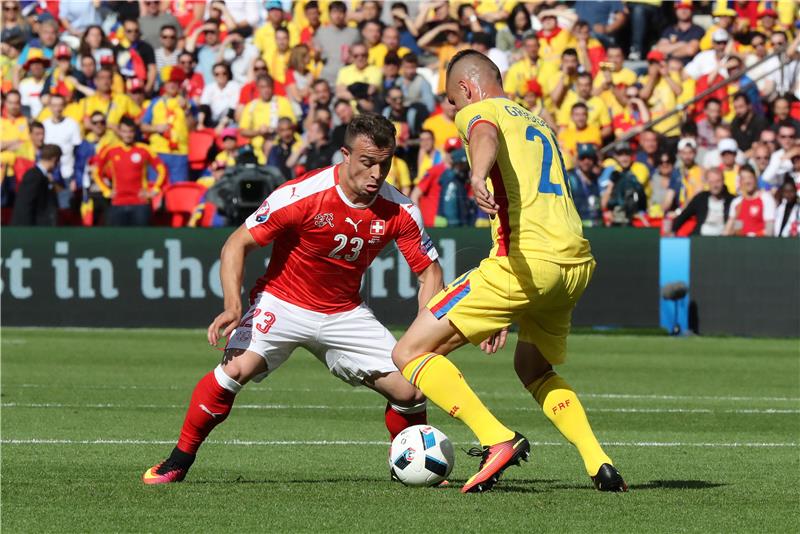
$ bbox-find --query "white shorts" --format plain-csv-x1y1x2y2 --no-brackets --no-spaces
225,291,399,386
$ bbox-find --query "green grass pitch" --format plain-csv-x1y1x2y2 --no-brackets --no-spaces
2,328,798,532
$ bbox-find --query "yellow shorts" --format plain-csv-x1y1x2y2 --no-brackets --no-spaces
427,256,595,365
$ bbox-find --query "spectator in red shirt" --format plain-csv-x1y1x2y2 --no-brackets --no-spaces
94,118,167,226
178,50,204,103
410,137,462,227
724,165,776,237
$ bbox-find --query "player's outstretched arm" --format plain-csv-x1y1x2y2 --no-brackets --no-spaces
207,225,260,346
415,261,444,314
467,122,500,216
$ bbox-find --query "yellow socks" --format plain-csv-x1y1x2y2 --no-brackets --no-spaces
527,370,612,476
403,353,514,446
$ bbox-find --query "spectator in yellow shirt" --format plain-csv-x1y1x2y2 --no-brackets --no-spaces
239,74,297,164
537,9,576,63
214,128,240,169
557,72,612,138
503,33,547,100
640,50,682,138
369,25,410,68
417,21,469,95
558,103,603,170
421,97,458,152
1,90,33,170
592,45,637,117
386,153,412,195
77,67,141,135
541,48,580,114
335,42,382,110
254,1,300,64
141,67,190,182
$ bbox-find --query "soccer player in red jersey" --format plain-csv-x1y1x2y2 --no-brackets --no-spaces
143,114,445,484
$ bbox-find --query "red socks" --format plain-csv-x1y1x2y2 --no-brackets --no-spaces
384,401,428,440
176,367,241,454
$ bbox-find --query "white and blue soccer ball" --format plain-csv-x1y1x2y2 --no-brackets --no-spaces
389,425,455,486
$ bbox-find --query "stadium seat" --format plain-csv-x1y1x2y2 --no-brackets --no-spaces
162,182,208,227
188,130,217,173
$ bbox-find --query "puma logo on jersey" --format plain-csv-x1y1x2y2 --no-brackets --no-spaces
290,187,299,198
345,217,362,231
199,404,223,419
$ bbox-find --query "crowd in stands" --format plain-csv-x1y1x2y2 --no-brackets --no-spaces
1,0,799,237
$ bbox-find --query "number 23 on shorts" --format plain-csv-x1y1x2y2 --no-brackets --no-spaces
239,308,276,334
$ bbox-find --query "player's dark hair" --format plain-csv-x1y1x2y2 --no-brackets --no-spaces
30,121,44,131
329,1,346,13
40,144,62,161
571,102,588,113
777,120,797,134
343,113,396,152
704,97,722,108
5,89,20,99
576,71,593,82
305,0,319,10
446,49,502,85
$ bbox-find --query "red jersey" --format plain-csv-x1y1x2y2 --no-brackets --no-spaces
245,165,438,314
730,193,776,237
95,144,167,206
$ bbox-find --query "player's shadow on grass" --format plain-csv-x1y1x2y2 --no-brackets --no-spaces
630,480,727,490
492,479,726,493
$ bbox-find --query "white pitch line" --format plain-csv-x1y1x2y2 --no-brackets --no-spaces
0,438,797,448
5,383,799,402
2,402,799,415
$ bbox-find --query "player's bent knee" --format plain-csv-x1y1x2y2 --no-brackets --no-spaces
221,349,268,385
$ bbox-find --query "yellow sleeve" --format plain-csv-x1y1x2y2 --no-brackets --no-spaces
278,97,297,122
503,62,521,95
556,92,577,126
593,98,612,128
454,100,500,142
396,158,411,189
367,67,383,87
239,102,254,129
335,67,349,86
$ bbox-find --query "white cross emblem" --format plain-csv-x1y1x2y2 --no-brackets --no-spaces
370,219,386,235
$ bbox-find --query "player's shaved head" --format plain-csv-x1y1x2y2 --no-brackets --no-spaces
446,49,502,88
445,49,504,111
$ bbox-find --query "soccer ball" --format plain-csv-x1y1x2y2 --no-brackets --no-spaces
389,425,455,486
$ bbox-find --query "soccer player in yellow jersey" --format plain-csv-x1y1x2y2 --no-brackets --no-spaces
392,50,627,494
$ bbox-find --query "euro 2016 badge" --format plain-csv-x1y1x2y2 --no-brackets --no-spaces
254,200,270,223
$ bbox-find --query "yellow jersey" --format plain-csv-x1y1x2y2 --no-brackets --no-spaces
455,97,592,263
